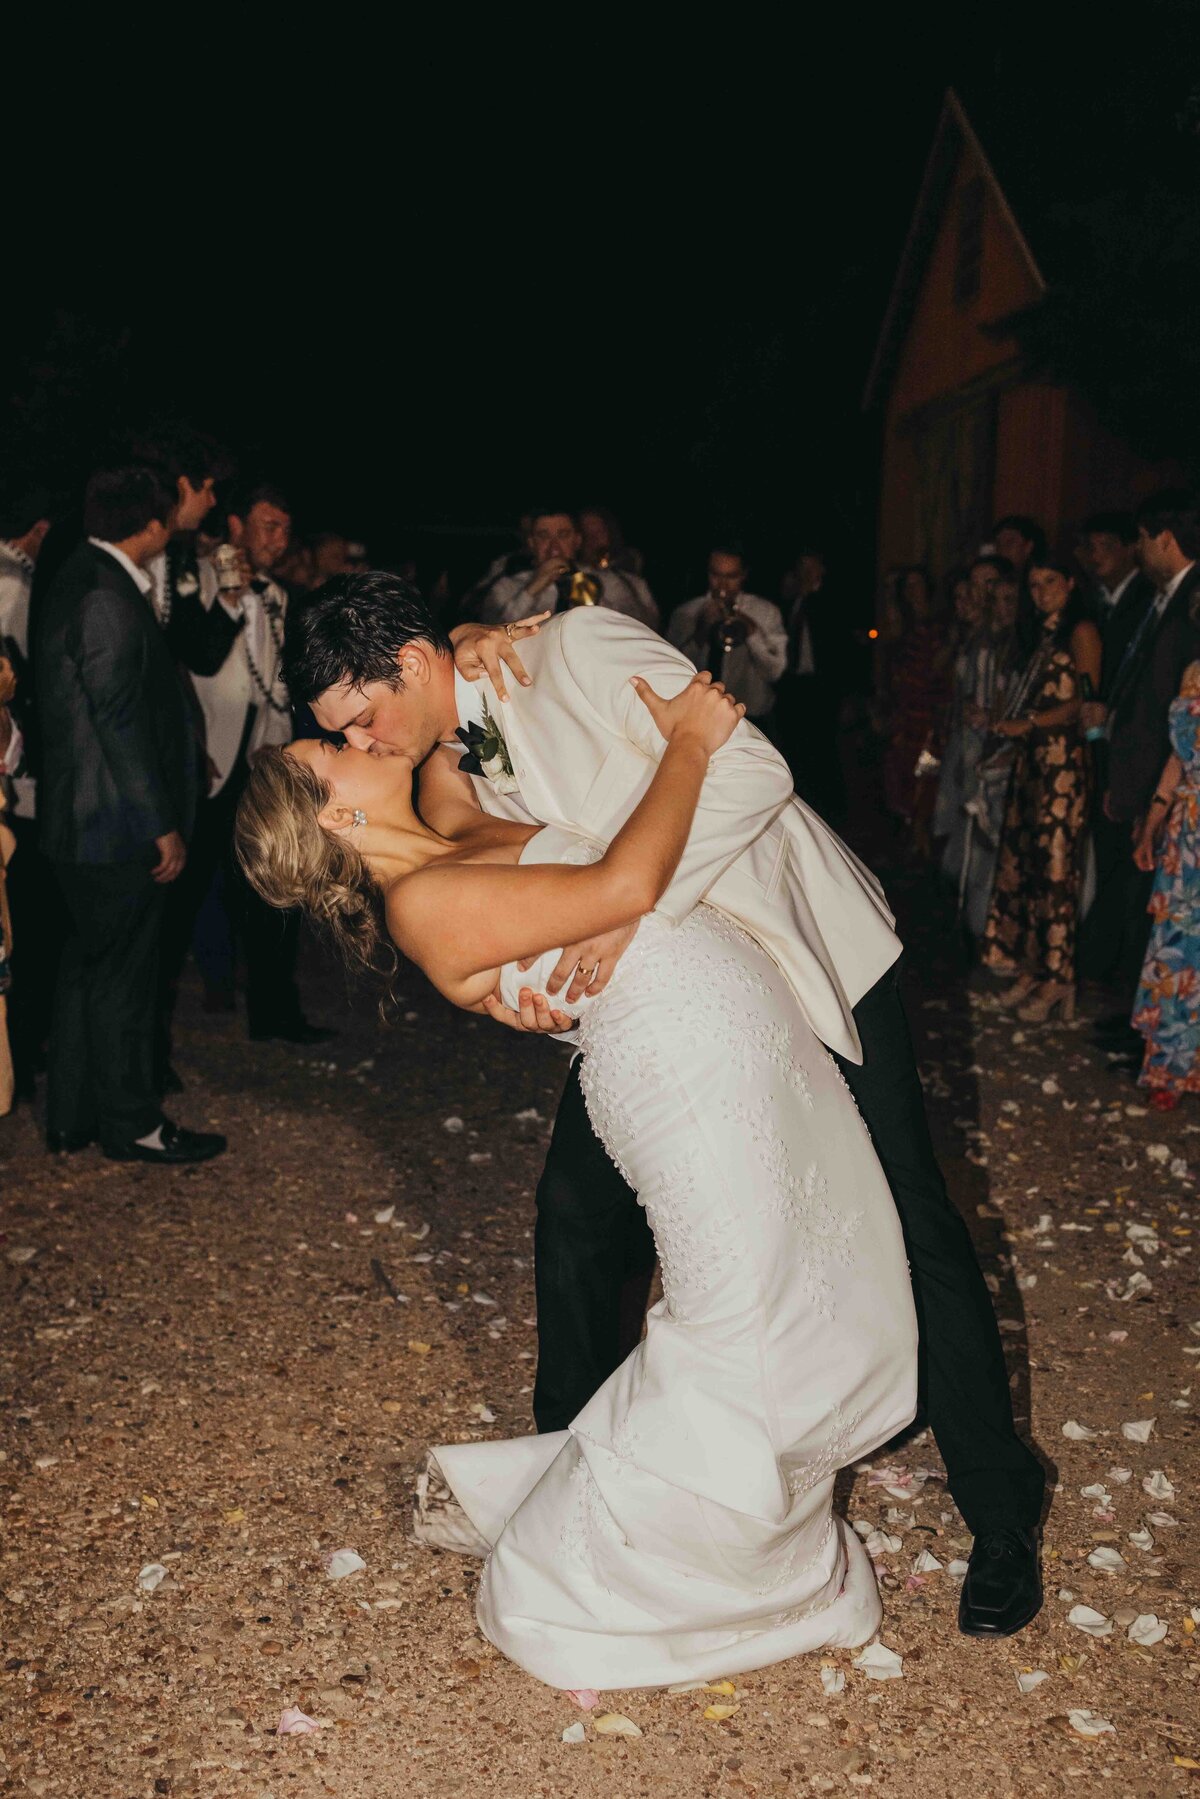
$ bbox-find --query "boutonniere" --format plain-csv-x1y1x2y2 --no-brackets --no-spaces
455,698,519,794
175,570,200,598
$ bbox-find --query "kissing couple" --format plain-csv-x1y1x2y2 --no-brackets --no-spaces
236,572,1045,1692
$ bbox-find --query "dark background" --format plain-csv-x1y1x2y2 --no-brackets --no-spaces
6,9,1198,612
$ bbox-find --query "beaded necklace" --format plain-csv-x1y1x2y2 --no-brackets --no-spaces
244,585,290,716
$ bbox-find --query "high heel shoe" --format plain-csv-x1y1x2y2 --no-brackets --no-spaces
985,975,1038,1011
1016,983,1077,1024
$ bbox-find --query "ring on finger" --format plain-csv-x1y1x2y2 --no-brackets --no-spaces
505,622,517,641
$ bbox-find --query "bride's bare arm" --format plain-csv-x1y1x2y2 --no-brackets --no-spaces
389,675,744,1006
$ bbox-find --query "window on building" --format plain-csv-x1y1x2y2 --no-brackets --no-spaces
954,175,985,307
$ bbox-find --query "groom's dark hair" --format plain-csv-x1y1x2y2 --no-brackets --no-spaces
283,570,453,703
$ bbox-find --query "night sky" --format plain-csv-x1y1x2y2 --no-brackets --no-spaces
7,13,1197,604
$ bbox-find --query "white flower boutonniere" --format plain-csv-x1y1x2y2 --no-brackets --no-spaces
175,570,200,598
456,698,520,795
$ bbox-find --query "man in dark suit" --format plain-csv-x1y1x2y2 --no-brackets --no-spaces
1084,490,1200,1058
36,464,226,1163
775,546,853,824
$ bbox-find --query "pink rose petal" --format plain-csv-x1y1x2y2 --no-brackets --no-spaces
278,1707,323,1736
566,1688,600,1710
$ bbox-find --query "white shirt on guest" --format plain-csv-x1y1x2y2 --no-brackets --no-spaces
668,592,788,721
88,537,154,596
481,565,660,630
1099,567,1139,611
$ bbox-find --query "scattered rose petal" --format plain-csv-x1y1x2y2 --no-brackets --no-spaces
561,1722,586,1744
1127,1527,1155,1551
704,1703,740,1721
408,1340,432,1356
947,1559,970,1577
852,1641,904,1680
592,1712,642,1738
1062,1419,1099,1441
912,1550,943,1574
1146,1143,1171,1164
470,1404,497,1424
1143,1470,1176,1502
1122,1418,1156,1442
6,1246,38,1264
373,1205,395,1225
865,1530,902,1557
1080,1483,1111,1502
1128,1613,1167,1646
820,1666,845,1695
1067,1604,1113,1637
1106,1331,1128,1344
1087,1546,1127,1573
1016,1670,1049,1694
443,1116,465,1133
137,1563,167,1593
1108,1466,1132,1483
567,1689,600,1710
278,1707,323,1736
324,1548,366,1580
1068,1709,1116,1738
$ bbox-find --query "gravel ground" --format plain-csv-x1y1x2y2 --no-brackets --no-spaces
2,848,1199,1799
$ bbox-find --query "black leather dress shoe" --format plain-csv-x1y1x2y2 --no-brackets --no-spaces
46,1129,95,1154
958,1527,1043,1637
104,1121,227,1165
249,1019,337,1046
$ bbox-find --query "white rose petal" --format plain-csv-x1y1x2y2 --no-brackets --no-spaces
137,1563,167,1593
852,1641,904,1680
1142,1471,1176,1502
1062,1419,1099,1441
820,1666,846,1695
1067,1604,1113,1637
443,1116,465,1134
947,1559,970,1577
1146,1143,1171,1164
1122,1418,1156,1442
561,1722,586,1744
1068,1710,1116,1738
912,1550,943,1574
1016,1670,1049,1694
1127,1613,1167,1646
1107,1466,1132,1483
324,1548,366,1581
1087,1547,1128,1573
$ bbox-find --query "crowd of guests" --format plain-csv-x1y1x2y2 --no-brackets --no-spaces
877,497,1200,1110
0,451,857,1150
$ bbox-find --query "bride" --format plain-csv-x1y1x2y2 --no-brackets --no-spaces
236,671,917,1692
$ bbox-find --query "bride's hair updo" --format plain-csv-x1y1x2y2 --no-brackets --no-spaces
235,746,394,986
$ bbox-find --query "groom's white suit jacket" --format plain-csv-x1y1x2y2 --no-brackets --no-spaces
461,609,900,1062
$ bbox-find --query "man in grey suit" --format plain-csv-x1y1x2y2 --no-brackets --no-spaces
36,464,225,1164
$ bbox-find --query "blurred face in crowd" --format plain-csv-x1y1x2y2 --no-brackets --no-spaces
797,552,825,595
902,568,933,620
313,534,350,581
708,551,747,603
968,560,999,612
174,475,216,534
528,513,582,568
310,641,454,766
1136,523,1182,588
230,500,292,574
952,577,979,626
579,511,611,565
994,525,1034,570
1084,530,1137,591
1029,565,1073,618
991,577,1019,632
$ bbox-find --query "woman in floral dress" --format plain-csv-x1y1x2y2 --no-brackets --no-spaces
982,559,1101,1022
1131,661,1200,1110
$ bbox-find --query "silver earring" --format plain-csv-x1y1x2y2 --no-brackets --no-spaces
352,808,367,831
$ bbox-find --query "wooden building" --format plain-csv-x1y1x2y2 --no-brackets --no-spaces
865,89,1172,585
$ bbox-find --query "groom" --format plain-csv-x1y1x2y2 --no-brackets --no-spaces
285,573,1045,1638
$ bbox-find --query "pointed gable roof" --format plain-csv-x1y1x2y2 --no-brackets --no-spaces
863,89,1046,411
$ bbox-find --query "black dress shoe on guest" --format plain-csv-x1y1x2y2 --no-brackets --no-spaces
958,1527,1043,1637
46,1129,95,1154
249,1018,337,1046
104,1121,227,1165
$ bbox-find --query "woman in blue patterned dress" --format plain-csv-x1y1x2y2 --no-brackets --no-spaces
1132,661,1200,1110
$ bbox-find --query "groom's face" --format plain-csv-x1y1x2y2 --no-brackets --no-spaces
312,643,448,764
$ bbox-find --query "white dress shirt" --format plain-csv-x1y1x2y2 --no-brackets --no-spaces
668,592,788,720
88,537,154,596
1099,567,1138,611
481,566,660,630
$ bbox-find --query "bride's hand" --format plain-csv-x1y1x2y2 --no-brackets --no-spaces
631,670,746,756
449,614,551,702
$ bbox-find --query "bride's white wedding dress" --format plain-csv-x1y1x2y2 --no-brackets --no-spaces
425,827,917,1690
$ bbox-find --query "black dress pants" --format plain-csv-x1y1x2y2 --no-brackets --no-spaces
48,858,166,1149
533,957,1044,1537
1080,809,1153,1007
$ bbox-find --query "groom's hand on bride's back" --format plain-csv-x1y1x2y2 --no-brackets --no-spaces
538,920,640,1003
449,614,551,702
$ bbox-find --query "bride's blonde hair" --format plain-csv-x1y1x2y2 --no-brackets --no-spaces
235,746,394,988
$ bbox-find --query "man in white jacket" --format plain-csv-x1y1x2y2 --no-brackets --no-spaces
287,575,1045,1639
